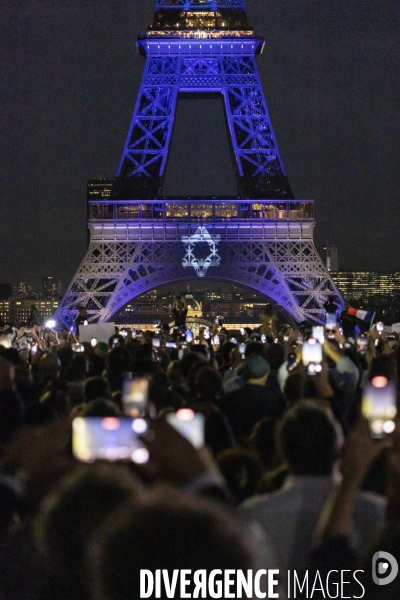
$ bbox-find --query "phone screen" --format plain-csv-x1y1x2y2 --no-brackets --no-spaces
357,334,368,352
362,376,397,438
312,326,325,344
122,378,149,417
185,330,193,343
152,338,160,349
302,339,322,374
325,313,337,330
166,409,205,449
287,352,297,372
72,416,149,463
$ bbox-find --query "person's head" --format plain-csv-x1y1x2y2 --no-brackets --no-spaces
38,352,62,381
35,464,142,590
244,340,265,359
217,448,263,504
89,487,260,600
84,376,112,403
277,401,337,476
221,341,236,364
264,343,284,370
79,307,87,317
263,304,274,316
166,360,183,387
194,366,222,400
241,354,270,385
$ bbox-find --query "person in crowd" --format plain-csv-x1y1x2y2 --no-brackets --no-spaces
239,401,385,572
323,295,339,315
75,307,88,333
218,354,277,441
171,295,188,330
260,303,278,341
0,307,398,600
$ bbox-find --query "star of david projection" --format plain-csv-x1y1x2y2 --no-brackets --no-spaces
181,226,221,277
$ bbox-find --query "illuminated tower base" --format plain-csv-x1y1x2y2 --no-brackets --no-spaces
55,1,343,328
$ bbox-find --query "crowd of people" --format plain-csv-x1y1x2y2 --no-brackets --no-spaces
0,301,400,599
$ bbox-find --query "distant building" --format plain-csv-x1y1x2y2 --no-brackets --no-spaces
332,272,400,300
13,282,34,298
321,245,338,272
0,300,11,322
43,276,62,298
8,297,58,324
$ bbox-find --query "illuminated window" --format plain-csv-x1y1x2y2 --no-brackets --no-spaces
166,203,189,218
215,203,237,218
190,203,213,218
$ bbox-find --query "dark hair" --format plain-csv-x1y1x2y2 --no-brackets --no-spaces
90,487,258,600
194,366,223,400
277,402,337,475
84,377,111,402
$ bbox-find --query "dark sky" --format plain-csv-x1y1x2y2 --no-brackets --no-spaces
1,0,399,290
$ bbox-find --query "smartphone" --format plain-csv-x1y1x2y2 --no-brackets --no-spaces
152,338,160,349
377,322,384,333
122,377,149,417
185,330,193,343
325,313,337,330
204,328,210,340
71,343,84,352
31,343,38,354
240,328,245,336
357,334,368,353
166,409,205,449
312,326,325,344
239,342,246,358
72,416,149,463
213,335,220,345
120,330,128,338
91,337,97,347
287,351,297,372
229,337,238,344
302,338,322,375
166,342,177,349
261,334,266,343
362,376,397,438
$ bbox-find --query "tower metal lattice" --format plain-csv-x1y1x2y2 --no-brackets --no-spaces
56,0,343,329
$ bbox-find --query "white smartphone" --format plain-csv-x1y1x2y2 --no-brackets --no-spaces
166,409,205,449
312,326,325,344
325,313,337,330
302,338,322,375
362,376,397,438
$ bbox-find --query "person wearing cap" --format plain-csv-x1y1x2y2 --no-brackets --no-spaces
218,354,277,442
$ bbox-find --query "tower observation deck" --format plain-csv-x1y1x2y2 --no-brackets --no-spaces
55,0,343,328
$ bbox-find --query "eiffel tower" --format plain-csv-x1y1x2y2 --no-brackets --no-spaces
56,0,343,329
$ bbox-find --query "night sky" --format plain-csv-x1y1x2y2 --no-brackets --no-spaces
1,0,399,290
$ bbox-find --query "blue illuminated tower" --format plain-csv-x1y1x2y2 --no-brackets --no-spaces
56,0,343,328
